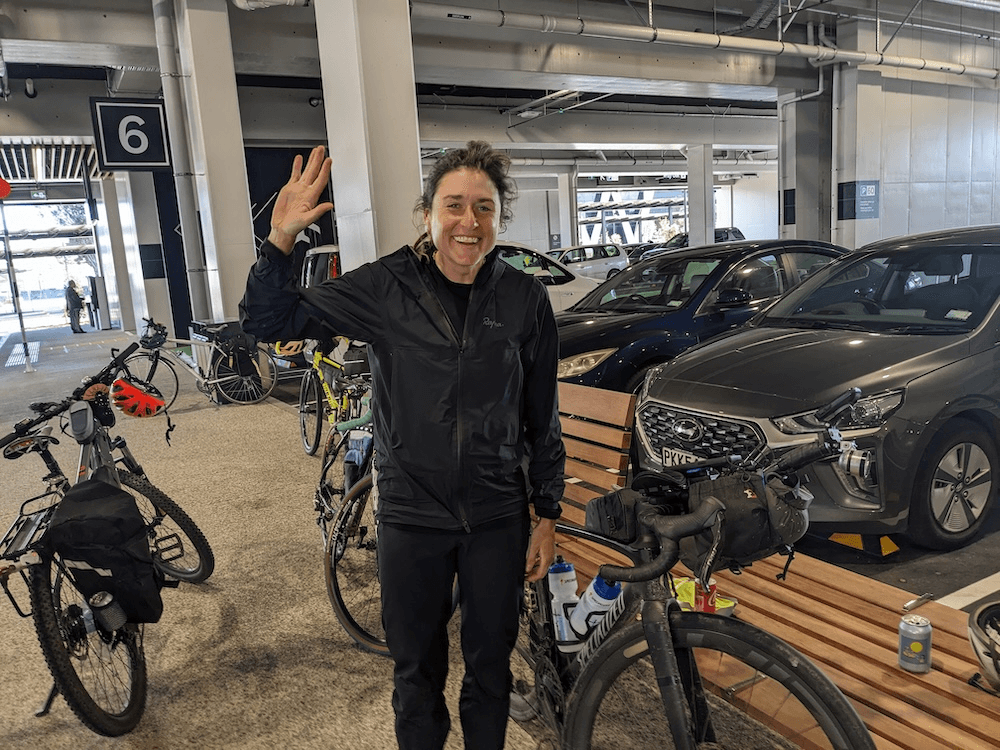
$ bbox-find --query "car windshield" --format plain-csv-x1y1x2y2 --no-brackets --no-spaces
574,256,720,311
763,247,1000,333
497,246,571,284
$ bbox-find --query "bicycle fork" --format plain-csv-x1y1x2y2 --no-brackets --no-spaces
640,592,716,750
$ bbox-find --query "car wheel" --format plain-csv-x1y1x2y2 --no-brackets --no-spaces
908,418,999,550
606,269,621,279
625,365,656,395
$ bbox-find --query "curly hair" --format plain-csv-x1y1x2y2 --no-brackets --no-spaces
412,140,517,262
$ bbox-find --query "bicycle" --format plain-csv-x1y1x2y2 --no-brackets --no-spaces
298,337,370,455
123,317,279,410
0,343,215,736
510,390,877,749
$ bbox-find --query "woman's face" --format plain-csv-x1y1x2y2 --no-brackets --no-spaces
424,167,500,284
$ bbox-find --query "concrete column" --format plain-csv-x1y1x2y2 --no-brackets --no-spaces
778,82,832,242
686,145,715,246
174,0,255,320
556,169,576,248
314,0,423,271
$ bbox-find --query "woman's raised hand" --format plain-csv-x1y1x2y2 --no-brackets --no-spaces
268,145,335,254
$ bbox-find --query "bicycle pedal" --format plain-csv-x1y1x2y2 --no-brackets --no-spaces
154,532,184,562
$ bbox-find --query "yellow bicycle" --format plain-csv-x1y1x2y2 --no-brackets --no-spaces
291,338,369,456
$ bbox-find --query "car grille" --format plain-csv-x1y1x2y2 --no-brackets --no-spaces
637,402,764,460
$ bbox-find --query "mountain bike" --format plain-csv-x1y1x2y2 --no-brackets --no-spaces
512,389,877,749
123,317,278,409
298,338,370,455
0,343,215,736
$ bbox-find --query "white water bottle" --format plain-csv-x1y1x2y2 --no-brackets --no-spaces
569,575,622,640
547,557,582,653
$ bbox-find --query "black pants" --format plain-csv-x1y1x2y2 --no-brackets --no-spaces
378,515,529,750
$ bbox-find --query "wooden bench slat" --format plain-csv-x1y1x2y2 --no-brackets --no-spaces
564,457,626,492
560,418,632,451
563,435,630,472
559,381,636,427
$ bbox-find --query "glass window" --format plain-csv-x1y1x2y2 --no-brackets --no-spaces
713,254,782,303
784,251,838,286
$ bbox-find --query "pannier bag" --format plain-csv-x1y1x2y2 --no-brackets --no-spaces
43,478,163,624
585,488,642,544
680,471,813,576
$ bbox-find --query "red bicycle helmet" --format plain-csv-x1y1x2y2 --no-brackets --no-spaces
110,378,166,418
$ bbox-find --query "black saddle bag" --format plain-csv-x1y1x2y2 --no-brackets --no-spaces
43,478,163,624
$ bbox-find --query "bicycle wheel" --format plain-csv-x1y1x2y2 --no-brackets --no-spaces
123,351,179,411
564,613,875,750
28,554,147,736
325,473,388,655
299,369,325,455
213,344,278,404
118,470,215,584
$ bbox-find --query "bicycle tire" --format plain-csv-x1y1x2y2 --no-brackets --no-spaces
299,369,325,455
325,473,389,656
316,434,351,544
212,344,278,404
28,554,147,736
123,352,179,412
563,613,875,750
118,470,215,584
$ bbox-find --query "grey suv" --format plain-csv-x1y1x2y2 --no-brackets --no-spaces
633,225,1000,550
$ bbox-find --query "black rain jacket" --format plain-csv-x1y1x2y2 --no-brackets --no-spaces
240,241,565,531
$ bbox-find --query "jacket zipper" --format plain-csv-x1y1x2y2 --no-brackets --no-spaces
455,284,475,533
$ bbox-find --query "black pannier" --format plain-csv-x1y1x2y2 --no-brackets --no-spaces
43,478,163,624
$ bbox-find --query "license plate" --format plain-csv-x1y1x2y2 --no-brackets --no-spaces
662,447,700,467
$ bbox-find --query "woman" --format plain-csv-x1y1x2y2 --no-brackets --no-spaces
240,141,565,749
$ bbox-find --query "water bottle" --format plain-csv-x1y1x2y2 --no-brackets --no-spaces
569,575,622,640
547,556,582,653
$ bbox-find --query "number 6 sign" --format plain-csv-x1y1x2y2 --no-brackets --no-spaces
90,97,171,171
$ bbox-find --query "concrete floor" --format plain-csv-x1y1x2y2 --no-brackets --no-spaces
0,325,550,749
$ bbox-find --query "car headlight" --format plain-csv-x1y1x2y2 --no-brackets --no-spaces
558,349,618,379
772,389,904,434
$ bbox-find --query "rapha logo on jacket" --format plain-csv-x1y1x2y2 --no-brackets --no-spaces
482,316,504,330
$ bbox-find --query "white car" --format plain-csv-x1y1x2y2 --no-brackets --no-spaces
496,243,599,312
549,243,630,280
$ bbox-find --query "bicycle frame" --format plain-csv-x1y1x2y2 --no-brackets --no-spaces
309,349,353,425
524,521,717,749
145,336,238,391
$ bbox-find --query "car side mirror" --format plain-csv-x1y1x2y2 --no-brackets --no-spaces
714,288,752,308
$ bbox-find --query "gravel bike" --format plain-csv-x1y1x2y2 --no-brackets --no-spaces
511,389,877,749
0,343,215,736
123,317,278,409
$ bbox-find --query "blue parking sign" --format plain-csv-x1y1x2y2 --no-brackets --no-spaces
90,98,171,171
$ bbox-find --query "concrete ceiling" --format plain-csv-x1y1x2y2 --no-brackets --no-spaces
1,0,998,180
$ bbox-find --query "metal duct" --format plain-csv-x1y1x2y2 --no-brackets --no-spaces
229,0,309,9
410,2,1000,81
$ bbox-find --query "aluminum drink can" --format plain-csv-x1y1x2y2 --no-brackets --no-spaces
694,578,718,613
898,614,932,673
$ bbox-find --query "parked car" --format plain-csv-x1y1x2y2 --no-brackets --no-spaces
556,238,846,392
633,225,1000,550
547,243,630,280
642,227,746,259
495,242,599,312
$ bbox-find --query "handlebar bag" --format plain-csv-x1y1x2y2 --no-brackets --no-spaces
680,472,812,575
585,488,641,544
42,478,163,624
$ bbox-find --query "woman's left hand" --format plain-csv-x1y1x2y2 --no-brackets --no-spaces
525,517,557,582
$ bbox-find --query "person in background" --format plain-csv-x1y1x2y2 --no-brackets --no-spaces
65,280,85,334
240,142,565,750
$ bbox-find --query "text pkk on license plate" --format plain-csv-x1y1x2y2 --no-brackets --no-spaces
662,447,700,467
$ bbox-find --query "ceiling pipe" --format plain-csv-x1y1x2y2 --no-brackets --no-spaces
229,0,309,10
410,2,1000,81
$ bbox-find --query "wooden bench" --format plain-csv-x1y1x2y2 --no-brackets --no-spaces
554,382,999,750
553,381,635,579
